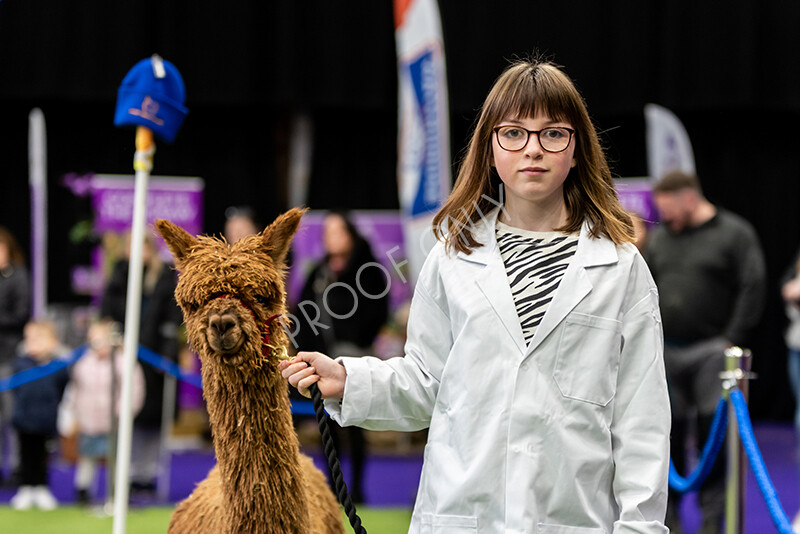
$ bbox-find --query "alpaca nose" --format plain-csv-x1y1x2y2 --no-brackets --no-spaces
209,314,238,336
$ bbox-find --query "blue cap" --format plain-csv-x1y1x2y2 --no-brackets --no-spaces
114,55,188,143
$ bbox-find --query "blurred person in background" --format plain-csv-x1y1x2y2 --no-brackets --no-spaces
9,320,69,510
0,226,31,487
780,252,800,532
628,210,650,253
646,170,766,534
224,205,259,244
100,229,182,496
292,210,389,503
64,319,145,505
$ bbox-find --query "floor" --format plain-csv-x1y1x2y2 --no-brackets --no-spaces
0,423,797,533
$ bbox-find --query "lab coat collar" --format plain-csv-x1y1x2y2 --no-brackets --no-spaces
525,220,619,356
454,208,501,266
456,208,620,358
457,208,527,354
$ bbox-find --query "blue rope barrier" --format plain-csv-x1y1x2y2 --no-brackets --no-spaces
0,343,316,416
136,345,203,389
730,389,794,534
290,400,316,416
134,346,316,414
0,344,87,393
133,347,317,415
668,396,728,493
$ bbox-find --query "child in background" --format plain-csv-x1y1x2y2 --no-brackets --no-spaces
9,320,69,510
66,319,145,505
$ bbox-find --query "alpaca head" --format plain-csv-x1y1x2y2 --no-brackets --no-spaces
156,208,306,374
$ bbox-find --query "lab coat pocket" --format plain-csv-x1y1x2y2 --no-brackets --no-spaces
537,523,605,533
420,513,478,533
554,312,622,406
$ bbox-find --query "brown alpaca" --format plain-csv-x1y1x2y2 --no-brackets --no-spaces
156,208,344,534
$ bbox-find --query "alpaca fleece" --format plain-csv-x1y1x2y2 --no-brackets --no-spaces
157,208,344,534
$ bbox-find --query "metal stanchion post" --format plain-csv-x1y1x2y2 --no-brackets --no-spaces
738,349,752,533
722,346,754,534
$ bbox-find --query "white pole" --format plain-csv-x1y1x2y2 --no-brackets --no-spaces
112,126,154,534
28,108,47,319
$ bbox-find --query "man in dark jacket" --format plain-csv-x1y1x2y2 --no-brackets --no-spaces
646,171,766,534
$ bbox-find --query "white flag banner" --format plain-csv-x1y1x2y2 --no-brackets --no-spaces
644,103,696,183
394,0,451,283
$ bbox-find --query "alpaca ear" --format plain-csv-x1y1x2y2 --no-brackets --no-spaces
261,207,307,265
155,219,198,265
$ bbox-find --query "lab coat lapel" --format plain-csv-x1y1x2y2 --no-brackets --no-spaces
524,222,619,357
457,209,527,355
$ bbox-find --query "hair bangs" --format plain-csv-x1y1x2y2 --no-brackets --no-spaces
486,63,579,128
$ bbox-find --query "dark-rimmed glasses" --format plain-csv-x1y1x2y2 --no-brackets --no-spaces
492,126,576,153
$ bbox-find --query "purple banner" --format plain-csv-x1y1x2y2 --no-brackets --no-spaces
69,174,204,297
615,177,656,225
90,174,204,235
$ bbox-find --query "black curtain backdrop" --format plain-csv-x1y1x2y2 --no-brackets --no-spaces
1,0,799,419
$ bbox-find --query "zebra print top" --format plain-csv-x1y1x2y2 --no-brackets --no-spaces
495,220,579,345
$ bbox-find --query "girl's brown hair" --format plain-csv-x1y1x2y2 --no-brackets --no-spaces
432,58,634,253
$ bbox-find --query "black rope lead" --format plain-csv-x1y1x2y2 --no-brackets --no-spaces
309,381,367,534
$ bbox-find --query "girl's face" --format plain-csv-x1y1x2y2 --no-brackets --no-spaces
88,323,113,359
491,113,576,213
225,216,258,244
24,324,58,362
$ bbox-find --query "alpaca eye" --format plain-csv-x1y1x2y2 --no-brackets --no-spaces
184,302,200,312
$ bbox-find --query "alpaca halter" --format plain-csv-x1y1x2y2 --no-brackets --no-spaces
216,294,288,361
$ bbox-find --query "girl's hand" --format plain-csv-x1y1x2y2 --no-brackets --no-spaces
279,351,346,399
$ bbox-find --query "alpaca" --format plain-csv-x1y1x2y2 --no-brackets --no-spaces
156,208,344,534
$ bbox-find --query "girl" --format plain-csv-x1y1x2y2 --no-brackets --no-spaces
10,320,69,510
66,319,145,505
282,58,670,533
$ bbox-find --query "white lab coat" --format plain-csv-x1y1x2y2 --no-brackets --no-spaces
326,208,670,534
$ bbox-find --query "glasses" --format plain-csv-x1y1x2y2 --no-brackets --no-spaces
493,125,575,153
